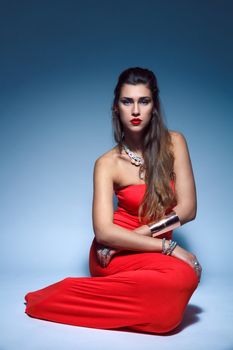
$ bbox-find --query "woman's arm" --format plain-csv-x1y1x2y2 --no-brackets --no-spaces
170,131,197,224
92,155,164,251
126,131,197,238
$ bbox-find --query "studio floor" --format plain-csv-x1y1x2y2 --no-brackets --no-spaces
1,272,233,350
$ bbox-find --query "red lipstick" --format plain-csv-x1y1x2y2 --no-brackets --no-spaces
130,118,142,125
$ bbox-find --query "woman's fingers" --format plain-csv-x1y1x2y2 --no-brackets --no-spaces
97,250,104,266
104,254,111,267
169,245,203,283
102,249,109,267
96,246,111,267
96,245,120,267
196,263,202,283
190,255,202,283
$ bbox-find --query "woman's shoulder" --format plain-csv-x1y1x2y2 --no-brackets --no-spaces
168,129,188,148
168,129,190,159
93,146,121,185
94,146,120,169
169,129,186,140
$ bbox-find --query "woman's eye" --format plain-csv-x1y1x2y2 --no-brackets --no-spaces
121,100,131,105
120,100,150,105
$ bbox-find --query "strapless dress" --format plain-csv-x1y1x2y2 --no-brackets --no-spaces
24,182,199,334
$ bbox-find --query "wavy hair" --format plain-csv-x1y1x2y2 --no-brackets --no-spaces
111,67,177,223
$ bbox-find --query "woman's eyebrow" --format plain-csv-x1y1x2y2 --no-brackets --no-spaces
120,96,151,100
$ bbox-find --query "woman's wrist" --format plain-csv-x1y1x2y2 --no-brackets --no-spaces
161,238,178,255
133,225,152,237
147,210,181,237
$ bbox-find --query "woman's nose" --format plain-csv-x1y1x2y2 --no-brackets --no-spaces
132,103,140,116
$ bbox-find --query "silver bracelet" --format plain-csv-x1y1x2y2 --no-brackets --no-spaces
162,239,177,255
166,240,177,255
148,211,181,237
162,238,166,253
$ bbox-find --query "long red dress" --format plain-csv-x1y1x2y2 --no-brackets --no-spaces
24,183,199,334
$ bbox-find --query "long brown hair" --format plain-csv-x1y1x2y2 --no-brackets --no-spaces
111,67,177,224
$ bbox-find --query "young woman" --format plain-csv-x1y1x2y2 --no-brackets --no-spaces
24,67,202,335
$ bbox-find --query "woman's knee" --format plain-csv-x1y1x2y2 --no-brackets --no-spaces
144,311,183,334
177,260,199,290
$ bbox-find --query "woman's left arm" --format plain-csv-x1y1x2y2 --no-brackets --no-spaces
135,131,197,236
126,131,197,237
170,130,197,224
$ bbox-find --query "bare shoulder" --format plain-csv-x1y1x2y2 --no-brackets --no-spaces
94,146,119,168
169,129,189,154
168,129,193,175
169,129,187,144
93,146,120,183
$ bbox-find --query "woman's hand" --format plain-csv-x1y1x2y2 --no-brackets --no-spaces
171,244,202,283
96,225,151,267
96,244,121,268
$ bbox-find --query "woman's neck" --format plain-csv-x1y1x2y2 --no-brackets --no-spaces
123,132,144,155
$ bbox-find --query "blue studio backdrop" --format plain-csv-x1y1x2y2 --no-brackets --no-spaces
1,0,233,283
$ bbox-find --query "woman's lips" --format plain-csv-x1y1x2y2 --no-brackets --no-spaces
130,118,142,125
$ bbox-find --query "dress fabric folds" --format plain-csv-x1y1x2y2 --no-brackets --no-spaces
24,182,198,334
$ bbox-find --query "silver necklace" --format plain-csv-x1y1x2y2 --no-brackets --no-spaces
122,143,145,179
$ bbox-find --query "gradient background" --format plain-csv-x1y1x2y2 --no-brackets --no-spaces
1,1,233,349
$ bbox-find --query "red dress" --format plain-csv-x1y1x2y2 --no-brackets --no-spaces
24,183,199,334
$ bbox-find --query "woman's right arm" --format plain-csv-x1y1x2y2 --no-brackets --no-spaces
92,156,164,253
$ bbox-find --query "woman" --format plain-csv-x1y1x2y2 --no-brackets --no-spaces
24,67,202,335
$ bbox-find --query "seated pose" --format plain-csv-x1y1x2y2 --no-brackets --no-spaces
24,67,202,335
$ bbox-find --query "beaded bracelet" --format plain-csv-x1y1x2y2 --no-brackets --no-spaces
167,240,177,255
162,238,177,255
162,238,166,253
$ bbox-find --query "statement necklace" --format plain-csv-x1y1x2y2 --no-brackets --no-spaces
122,143,145,180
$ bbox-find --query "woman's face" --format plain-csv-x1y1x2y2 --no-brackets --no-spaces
117,83,153,132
